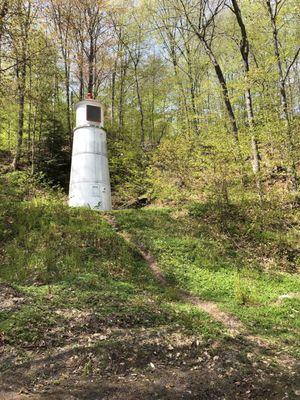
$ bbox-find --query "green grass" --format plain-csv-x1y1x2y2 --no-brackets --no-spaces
1,172,299,357
114,205,300,354
0,172,222,350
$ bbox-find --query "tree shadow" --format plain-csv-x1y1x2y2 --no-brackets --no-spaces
0,329,298,400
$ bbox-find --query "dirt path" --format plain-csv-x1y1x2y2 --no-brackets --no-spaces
103,214,297,363
134,235,243,336
1,214,299,400
103,214,247,336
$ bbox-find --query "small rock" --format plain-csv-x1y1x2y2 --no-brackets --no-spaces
149,362,156,371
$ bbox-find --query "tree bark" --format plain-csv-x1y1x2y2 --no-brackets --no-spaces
118,55,127,134
12,58,26,170
87,36,94,94
64,64,72,144
231,0,263,199
78,41,84,100
133,62,145,145
201,37,239,143
50,1,72,144
186,47,200,135
171,56,191,133
266,0,298,190
111,70,116,123
31,106,37,175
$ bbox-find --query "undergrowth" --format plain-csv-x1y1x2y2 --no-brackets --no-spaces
0,171,299,356
0,172,222,349
114,202,300,354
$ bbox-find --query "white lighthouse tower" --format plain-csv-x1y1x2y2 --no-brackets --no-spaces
68,95,112,210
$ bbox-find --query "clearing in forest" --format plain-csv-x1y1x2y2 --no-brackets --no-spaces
0,173,299,399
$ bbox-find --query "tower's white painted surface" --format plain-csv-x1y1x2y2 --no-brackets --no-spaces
68,99,112,211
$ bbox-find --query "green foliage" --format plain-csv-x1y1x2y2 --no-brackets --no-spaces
234,273,255,306
115,205,300,353
1,0,299,203
0,172,223,348
108,138,149,204
35,113,71,189
0,305,57,345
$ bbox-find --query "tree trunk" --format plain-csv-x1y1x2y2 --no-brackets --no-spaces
118,57,127,134
266,0,298,190
11,58,26,170
151,68,155,142
201,37,239,143
0,1,7,42
27,59,32,155
185,42,200,135
31,107,37,175
0,1,8,92
170,48,191,133
87,37,94,95
111,70,116,123
78,44,84,100
134,62,145,145
65,75,71,143
231,0,263,200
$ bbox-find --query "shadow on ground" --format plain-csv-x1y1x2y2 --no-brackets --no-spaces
0,320,299,400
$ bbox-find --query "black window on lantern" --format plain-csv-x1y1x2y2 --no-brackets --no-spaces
86,105,101,123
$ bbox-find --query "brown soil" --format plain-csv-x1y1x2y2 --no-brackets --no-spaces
1,323,299,400
0,284,26,312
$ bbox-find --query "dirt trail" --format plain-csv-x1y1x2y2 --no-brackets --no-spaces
103,214,246,336
103,214,297,362
139,238,244,336
1,214,298,400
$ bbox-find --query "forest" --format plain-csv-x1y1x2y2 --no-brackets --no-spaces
0,0,299,399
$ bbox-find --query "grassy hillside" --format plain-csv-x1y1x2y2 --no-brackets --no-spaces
0,173,222,345
0,172,299,399
115,205,300,355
